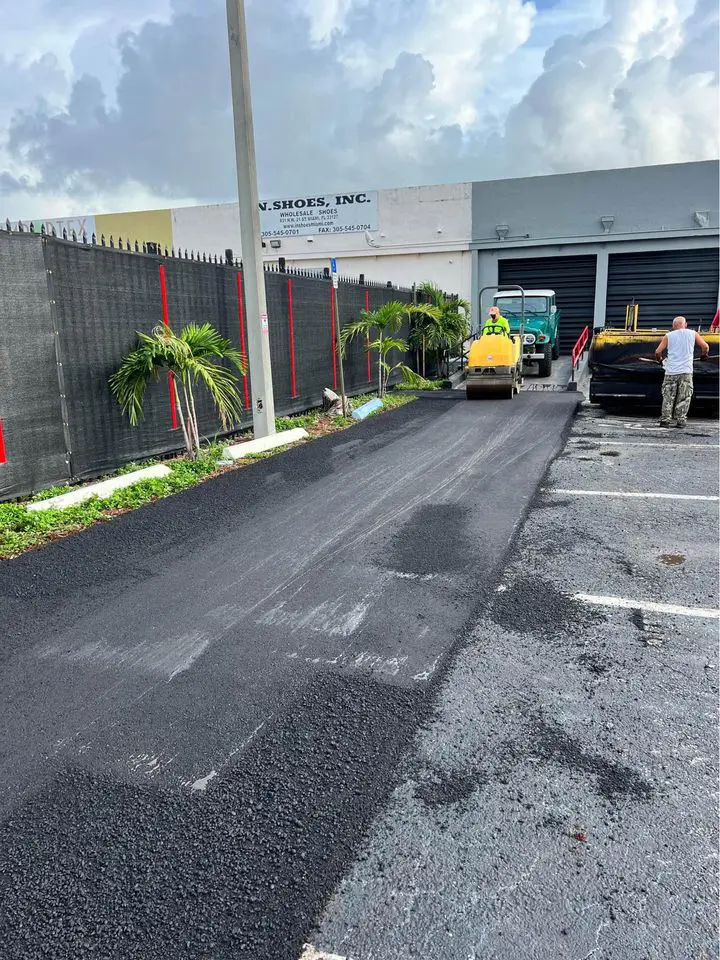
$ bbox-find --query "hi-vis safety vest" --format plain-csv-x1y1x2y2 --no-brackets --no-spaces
483,314,510,336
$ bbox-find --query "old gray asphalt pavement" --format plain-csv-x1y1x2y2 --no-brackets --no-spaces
309,404,719,960
0,393,578,960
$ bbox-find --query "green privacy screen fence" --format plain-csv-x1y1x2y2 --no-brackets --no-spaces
0,231,414,501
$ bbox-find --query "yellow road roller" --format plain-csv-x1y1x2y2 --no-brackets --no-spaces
466,331,523,399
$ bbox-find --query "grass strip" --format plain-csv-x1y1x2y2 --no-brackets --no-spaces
1,392,415,560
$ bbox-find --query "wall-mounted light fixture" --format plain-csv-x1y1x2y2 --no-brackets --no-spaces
495,224,509,240
600,216,615,234
269,239,282,249
694,210,710,228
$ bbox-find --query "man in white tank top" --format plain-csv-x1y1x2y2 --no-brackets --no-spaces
655,316,710,427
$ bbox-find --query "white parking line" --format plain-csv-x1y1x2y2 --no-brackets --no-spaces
567,440,720,449
575,593,720,619
585,418,713,435
548,488,719,502
300,946,350,960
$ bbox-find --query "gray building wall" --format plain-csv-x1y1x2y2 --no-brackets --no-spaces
470,161,720,334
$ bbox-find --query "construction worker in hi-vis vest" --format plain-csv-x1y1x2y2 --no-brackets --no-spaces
482,306,510,336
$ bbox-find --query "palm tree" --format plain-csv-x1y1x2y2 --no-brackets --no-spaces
341,301,438,397
413,282,470,378
110,323,246,458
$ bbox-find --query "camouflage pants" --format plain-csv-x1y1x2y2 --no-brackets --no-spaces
661,373,693,424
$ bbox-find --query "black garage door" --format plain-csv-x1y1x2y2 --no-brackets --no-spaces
498,255,597,354
606,248,719,330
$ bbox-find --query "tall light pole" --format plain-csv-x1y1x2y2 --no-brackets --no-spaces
226,0,275,437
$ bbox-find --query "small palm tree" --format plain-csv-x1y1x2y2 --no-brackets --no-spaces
110,323,246,458
413,282,470,378
341,301,438,397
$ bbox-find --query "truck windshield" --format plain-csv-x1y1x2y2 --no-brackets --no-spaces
495,297,548,315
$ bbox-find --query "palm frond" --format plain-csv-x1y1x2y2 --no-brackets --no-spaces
340,313,375,350
417,281,445,308
187,357,244,429
109,337,165,425
368,336,407,355
111,321,246,436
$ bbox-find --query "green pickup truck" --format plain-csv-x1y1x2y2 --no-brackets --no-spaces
492,289,560,378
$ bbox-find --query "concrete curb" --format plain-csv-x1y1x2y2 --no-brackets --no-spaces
352,398,383,421
28,464,172,511
223,428,309,460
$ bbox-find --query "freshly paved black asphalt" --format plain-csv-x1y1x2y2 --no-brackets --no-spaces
0,393,578,959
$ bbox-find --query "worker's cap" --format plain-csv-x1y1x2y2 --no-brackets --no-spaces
488,306,500,316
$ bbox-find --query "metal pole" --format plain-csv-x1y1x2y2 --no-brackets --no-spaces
226,0,275,437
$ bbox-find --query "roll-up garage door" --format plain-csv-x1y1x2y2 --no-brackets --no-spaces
606,248,719,330
498,255,597,354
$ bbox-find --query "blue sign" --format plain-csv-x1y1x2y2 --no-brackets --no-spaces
330,258,337,273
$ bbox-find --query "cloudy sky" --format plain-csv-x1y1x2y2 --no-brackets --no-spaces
1,0,718,219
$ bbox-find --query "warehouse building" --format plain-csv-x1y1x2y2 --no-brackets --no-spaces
471,160,719,353
18,160,718,355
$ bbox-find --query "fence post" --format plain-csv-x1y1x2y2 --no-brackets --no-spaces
330,285,338,391
158,264,178,430
287,277,297,399
365,289,371,383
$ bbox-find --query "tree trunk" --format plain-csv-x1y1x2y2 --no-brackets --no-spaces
187,380,201,452
173,379,193,457
180,382,197,457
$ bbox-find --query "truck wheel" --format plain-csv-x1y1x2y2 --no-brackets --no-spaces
552,338,560,360
538,345,552,378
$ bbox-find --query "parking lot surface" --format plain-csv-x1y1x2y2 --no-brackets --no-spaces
308,405,719,960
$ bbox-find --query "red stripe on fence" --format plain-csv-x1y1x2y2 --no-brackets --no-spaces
364,289,371,382
0,420,6,465
288,277,297,398
330,285,338,391
236,271,250,411
158,264,178,430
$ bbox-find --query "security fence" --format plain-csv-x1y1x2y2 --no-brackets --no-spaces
0,229,414,501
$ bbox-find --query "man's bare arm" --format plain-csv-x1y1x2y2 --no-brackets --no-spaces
694,332,710,356
655,335,668,360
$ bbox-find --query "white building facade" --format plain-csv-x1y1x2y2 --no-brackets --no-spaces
172,182,473,298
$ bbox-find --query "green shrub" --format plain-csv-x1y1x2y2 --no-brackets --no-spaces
275,413,318,431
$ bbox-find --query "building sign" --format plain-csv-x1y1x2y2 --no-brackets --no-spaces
259,192,378,238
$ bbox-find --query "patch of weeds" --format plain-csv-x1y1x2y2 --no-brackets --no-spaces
374,392,416,412
243,444,296,461
275,413,318,431
395,379,445,391
115,458,160,475
28,483,72,502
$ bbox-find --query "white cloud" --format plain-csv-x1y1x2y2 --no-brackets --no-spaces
501,0,719,177
0,0,717,220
